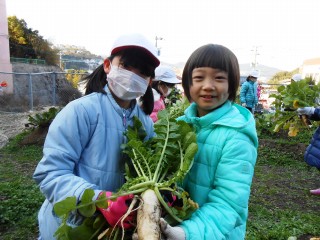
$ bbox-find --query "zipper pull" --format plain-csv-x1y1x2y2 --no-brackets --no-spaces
123,112,126,127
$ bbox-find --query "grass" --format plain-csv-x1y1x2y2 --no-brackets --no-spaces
0,129,319,239
0,132,44,240
246,130,320,240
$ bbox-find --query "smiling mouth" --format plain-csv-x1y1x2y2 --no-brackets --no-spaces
201,95,216,99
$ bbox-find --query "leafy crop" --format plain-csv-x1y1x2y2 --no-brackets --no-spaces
53,109,198,240
269,78,320,136
26,107,61,129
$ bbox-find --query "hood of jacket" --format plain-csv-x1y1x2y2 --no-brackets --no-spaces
178,100,258,148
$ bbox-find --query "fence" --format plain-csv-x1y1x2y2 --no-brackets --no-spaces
0,70,288,113
0,71,88,112
10,57,46,65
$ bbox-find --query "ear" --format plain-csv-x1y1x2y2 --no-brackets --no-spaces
103,59,111,74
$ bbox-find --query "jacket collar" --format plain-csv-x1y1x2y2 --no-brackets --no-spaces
184,101,252,129
104,85,137,118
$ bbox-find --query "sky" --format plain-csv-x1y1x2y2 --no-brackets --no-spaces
5,0,320,72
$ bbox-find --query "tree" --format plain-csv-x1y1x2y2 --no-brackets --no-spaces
268,68,299,84
8,16,59,65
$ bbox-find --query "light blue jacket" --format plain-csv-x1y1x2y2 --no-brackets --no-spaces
33,85,154,239
177,101,258,240
240,80,258,108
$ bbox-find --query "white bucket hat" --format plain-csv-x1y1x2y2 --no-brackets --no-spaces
248,69,259,78
154,65,181,84
291,73,302,82
110,33,160,68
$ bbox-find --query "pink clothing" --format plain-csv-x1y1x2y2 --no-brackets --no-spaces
257,84,261,99
150,97,165,122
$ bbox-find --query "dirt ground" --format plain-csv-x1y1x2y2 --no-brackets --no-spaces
0,111,30,148
0,107,51,148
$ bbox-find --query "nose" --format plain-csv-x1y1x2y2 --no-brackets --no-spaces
202,78,215,90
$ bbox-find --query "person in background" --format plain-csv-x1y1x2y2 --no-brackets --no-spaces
297,106,320,195
33,33,160,239
291,73,302,83
159,44,258,239
240,69,259,113
150,65,181,122
257,82,262,100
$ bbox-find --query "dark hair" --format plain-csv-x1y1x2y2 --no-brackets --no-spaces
83,48,155,115
182,44,240,102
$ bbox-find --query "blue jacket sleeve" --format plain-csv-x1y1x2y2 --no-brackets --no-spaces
33,103,99,204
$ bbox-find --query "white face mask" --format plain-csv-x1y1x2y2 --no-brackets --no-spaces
160,84,172,97
107,66,149,100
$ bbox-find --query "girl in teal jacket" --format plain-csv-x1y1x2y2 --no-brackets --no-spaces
160,44,258,240
239,70,259,113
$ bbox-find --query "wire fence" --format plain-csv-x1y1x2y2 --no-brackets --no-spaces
0,71,88,113
0,70,287,114
10,57,46,65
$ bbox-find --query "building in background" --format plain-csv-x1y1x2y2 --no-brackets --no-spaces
301,58,320,84
0,0,13,94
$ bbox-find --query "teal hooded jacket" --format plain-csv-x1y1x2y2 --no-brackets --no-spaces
177,101,258,239
240,80,258,108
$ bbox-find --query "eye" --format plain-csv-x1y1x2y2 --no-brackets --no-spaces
192,74,204,82
215,73,228,82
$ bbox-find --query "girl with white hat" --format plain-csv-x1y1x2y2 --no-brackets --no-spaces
33,33,160,239
150,65,181,122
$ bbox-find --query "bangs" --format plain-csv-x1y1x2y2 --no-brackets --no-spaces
188,45,231,72
117,49,155,77
182,44,240,102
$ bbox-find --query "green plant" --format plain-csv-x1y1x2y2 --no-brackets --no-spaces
26,107,61,129
164,87,183,107
53,109,198,239
269,79,320,136
166,97,190,120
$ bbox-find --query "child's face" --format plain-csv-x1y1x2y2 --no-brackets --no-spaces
190,67,229,117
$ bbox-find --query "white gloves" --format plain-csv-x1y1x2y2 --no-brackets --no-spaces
241,103,246,107
160,218,185,240
297,107,315,116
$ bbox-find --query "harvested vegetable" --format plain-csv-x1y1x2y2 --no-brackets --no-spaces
53,108,198,239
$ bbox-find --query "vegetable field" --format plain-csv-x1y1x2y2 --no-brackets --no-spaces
0,121,320,239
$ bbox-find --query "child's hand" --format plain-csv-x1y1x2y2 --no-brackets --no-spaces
98,192,136,229
297,107,315,116
160,218,185,240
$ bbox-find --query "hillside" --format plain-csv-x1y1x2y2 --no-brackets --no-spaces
161,61,283,81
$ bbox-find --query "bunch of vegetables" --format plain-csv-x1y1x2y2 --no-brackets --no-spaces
270,78,320,136
53,108,198,240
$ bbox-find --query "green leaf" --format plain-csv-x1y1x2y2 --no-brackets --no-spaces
54,197,77,217
78,189,96,217
93,214,107,229
96,192,108,209
54,221,72,240
69,218,96,240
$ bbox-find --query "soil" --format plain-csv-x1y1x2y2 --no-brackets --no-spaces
0,108,50,148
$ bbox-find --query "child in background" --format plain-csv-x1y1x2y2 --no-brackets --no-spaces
297,106,320,195
33,33,159,239
150,65,181,122
160,44,258,239
240,70,259,113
